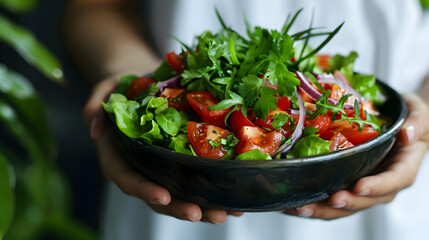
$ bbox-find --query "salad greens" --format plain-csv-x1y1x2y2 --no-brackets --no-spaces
104,9,386,161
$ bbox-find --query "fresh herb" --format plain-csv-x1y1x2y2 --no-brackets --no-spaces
270,113,293,129
208,134,239,151
336,99,381,131
152,9,345,121
236,149,272,160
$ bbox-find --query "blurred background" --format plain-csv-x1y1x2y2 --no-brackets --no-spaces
0,0,101,239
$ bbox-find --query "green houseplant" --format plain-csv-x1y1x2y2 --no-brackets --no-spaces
0,1,96,239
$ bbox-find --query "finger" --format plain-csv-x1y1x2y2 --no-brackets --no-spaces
227,211,244,217
96,129,171,205
201,208,228,224
353,141,427,196
83,78,118,126
151,198,203,222
284,202,355,220
328,190,397,211
400,93,429,145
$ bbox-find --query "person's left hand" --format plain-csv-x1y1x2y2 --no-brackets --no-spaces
284,93,429,219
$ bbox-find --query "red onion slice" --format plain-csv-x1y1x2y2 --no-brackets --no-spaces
272,91,306,158
155,75,181,96
296,71,355,110
317,74,365,102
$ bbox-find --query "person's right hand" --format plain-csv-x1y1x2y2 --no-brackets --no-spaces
83,77,243,224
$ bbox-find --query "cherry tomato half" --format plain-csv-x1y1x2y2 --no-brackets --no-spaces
228,108,255,135
329,133,354,151
305,114,332,136
160,88,190,111
188,122,231,159
186,91,230,128
235,126,282,156
166,52,185,74
126,77,155,99
329,121,379,145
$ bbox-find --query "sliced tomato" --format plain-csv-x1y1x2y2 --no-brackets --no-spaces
188,122,231,159
277,96,291,111
319,129,335,140
329,84,346,101
305,115,331,136
186,91,230,128
229,108,255,135
235,126,282,156
329,133,354,151
126,77,155,99
317,55,331,71
329,121,379,145
166,52,185,74
160,88,190,111
254,108,289,131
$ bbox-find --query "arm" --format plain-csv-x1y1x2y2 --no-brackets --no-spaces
62,0,160,83
62,0,241,223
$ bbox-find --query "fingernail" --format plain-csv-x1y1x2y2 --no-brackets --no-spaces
404,123,416,145
357,188,371,196
332,201,346,208
181,214,198,222
149,198,166,205
90,115,100,139
298,208,313,217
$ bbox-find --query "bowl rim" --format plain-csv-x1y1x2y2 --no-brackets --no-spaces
118,79,407,166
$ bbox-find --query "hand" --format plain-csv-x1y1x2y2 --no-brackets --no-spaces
83,77,243,224
285,93,429,219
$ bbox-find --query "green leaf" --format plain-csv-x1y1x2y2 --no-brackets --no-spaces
0,0,38,13
208,90,244,110
349,73,384,105
112,100,146,138
269,63,299,97
0,65,56,160
146,97,168,115
236,149,272,160
169,134,192,155
156,107,181,136
421,0,429,9
140,120,164,143
286,136,331,158
238,75,263,106
153,61,176,81
0,14,65,84
102,93,127,113
295,22,344,66
0,153,14,239
328,51,358,80
253,86,278,121
270,113,292,129
303,126,319,137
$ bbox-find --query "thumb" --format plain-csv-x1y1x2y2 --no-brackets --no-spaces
399,93,429,146
83,78,118,139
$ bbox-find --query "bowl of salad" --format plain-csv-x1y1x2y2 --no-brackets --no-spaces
103,10,406,211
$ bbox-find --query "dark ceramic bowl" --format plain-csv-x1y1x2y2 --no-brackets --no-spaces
109,80,406,211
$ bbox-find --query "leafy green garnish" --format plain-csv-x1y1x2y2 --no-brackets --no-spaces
286,135,332,158
270,113,294,129
208,134,239,151
155,107,181,136
236,149,272,160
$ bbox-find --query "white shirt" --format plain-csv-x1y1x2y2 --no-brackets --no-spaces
102,1,429,239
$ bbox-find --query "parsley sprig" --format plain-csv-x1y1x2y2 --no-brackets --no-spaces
157,9,346,121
